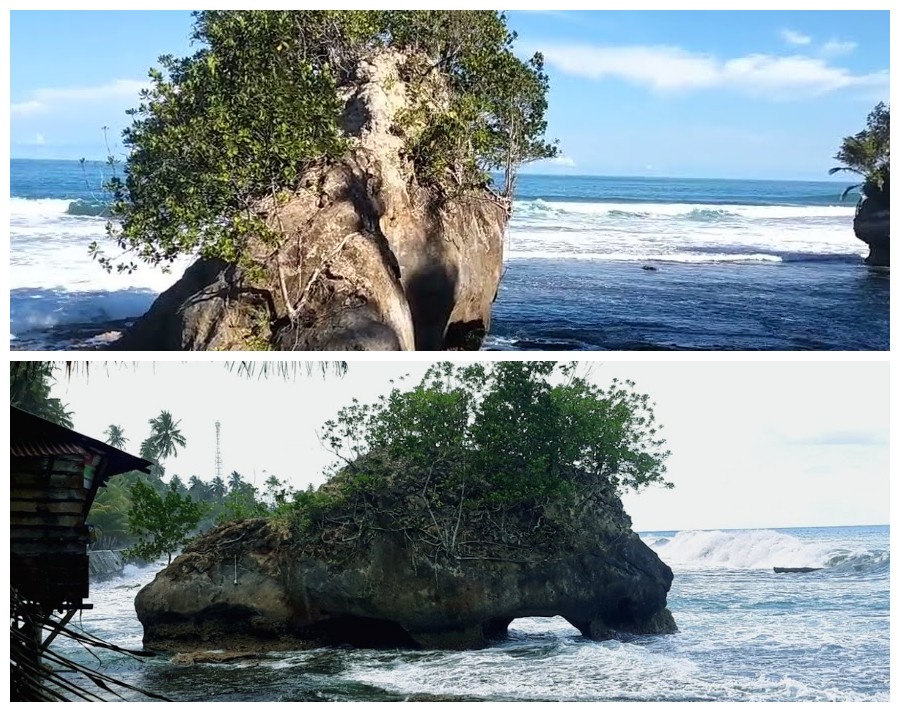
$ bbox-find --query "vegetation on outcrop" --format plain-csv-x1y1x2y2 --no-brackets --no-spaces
270,362,671,566
91,10,557,274
830,102,890,207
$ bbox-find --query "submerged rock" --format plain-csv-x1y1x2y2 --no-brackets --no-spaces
113,51,507,351
136,470,676,652
88,550,125,580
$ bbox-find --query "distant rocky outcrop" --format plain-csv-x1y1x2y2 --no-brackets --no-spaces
88,550,125,580
112,51,507,351
853,199,889,267
135,467,676,652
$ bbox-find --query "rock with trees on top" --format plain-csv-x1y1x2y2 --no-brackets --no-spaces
135,362,678,651
101,11,558,351
830,102,890,267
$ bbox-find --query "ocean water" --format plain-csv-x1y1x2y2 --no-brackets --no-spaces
9,160,889,350
54,525,888,702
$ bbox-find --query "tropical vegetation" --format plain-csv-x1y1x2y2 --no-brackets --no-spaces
10,360,343,558
10,362,73,427
89,10,557,273
273,362,673,565
830,102,890,207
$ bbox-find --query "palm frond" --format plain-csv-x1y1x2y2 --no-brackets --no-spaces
11,360,348,386
828,166,861,176
840,184,863,201
224,361,349,379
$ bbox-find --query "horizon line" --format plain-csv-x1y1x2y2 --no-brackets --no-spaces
636,522,889,533
9,156,850,185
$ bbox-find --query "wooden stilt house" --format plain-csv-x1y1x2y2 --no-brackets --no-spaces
10,406,152,650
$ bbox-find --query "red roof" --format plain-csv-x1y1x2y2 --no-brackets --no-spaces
10,440,87,458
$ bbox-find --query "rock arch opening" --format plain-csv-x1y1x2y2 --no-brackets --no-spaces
484,615,584,641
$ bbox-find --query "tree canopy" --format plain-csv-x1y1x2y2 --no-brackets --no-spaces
830,102,890,206
92,10,557,273
274,362,673,564
145,410,187,461
322,362,671,507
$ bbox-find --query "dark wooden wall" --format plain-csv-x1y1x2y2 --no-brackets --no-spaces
10,455,91,609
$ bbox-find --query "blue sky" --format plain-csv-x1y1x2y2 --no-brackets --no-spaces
10,10,890,180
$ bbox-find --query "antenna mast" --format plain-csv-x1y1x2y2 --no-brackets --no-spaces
214,420,223,480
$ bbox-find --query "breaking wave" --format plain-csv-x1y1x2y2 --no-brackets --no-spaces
648,529,888,574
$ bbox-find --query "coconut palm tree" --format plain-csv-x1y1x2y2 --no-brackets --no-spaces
210,475,227,502
147,410,187,462
228,470,245,493
188,475,210,501
103,424,128,449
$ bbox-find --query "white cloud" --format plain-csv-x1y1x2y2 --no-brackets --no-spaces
821,39,858,57
540,43,888,100
780,28,812,46
545,155,576,167
10,79,148,118
14,132,48,146
10,100,44,117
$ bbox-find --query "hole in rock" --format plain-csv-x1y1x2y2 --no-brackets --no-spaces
492,615,582,641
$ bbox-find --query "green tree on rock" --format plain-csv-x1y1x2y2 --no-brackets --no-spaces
92,10,557,273
126,479,206,564
314,362,671,560
830,102,890,206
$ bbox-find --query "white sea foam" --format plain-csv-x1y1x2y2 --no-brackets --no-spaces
510,250,784,264
8,193,868,341
515,199,856,220
507,199,865,264
9,196,192,338
648,529,885,571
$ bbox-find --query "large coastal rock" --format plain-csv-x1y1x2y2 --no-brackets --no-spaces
135,474,676,652
853,200,890,267
113,51,507,351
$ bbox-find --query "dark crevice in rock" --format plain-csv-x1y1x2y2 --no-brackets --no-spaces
298,615,420,649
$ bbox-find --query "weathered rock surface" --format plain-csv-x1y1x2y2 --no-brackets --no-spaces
135,477,676,652
113,51,507,351
88,550,125,580
854,200,890,267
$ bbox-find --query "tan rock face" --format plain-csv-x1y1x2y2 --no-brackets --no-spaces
114,51,508,351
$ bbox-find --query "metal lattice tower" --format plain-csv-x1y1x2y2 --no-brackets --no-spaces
214,421,223,480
